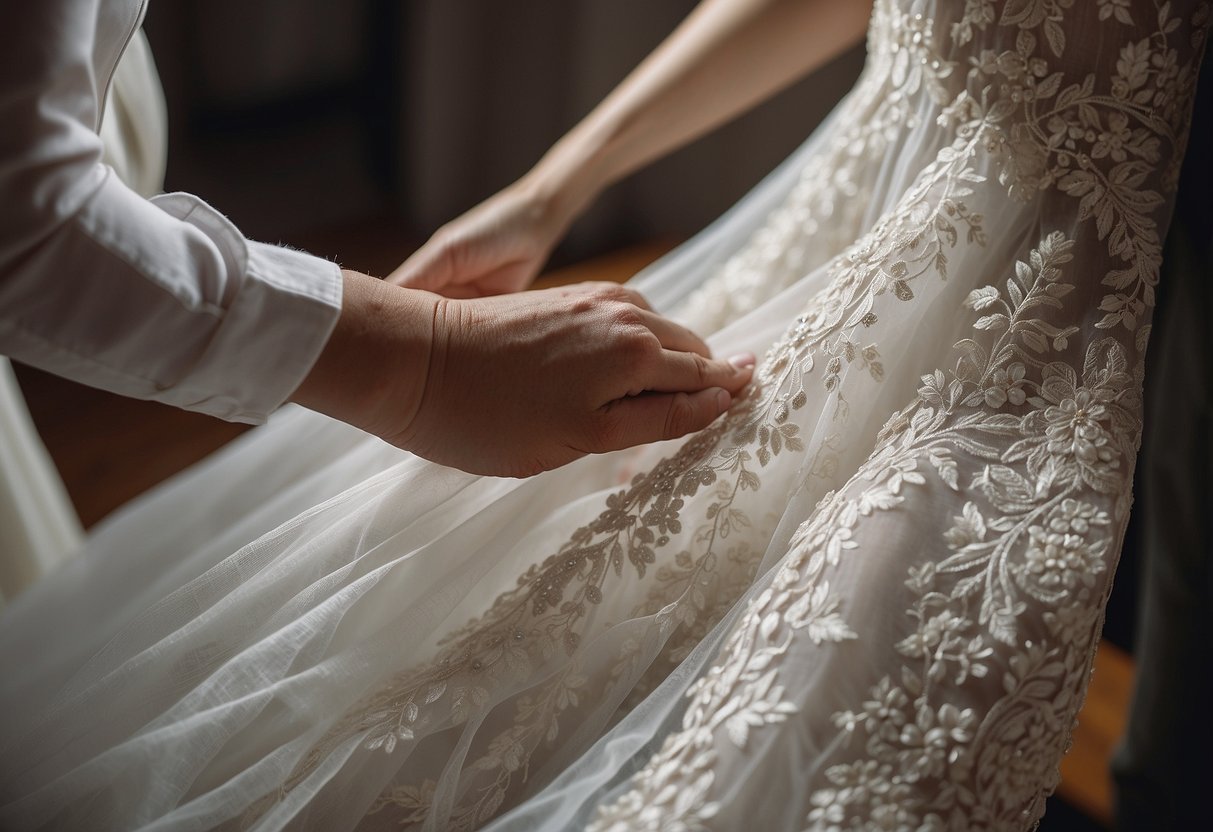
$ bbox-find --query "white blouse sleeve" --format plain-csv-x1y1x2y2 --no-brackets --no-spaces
0,0,343,425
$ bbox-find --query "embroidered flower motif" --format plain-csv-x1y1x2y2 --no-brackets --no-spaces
1015,499,1110,598
1043,388,1114,464
642,493,685,536
983,362,1028,407
1014,362,1127,491
484,728,527,773
898,609,968,659
1043,589,1103,642
898,703,979,781
953,0,997,44
1093,111,1134,160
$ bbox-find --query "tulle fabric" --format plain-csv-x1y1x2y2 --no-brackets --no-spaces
2,1,1208,830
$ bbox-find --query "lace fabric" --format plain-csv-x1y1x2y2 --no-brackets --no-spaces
0,2,1207,830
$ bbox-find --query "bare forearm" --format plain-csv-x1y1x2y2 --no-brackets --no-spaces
527,0,872,216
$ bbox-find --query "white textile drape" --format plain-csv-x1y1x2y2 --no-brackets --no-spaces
1,3,1207,831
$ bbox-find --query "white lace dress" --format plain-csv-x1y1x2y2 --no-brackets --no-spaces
1,1,1207,830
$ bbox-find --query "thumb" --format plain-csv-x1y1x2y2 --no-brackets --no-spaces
598,388,732,451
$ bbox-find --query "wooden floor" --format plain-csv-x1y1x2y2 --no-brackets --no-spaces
1062,641,1133,826
12,237,1129,829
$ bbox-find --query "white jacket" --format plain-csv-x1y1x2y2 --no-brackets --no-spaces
0,0,343,424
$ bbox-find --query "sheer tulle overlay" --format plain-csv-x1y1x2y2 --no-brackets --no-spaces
1,1,1207,830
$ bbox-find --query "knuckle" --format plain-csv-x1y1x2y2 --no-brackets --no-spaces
605,299,643,327
569,288,630,318
664,393,698,439
590,281,630,301
683,327,709,355
619,329,658,367
586,409,621,451
619,286,648,307
599,304,645,341
567,294,598,315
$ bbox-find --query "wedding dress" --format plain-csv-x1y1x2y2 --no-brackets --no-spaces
1,1,1207,829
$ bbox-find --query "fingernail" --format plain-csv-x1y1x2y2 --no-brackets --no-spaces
715,388,732,413
728,352,756,370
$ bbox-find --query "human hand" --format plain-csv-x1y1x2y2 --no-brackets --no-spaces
388,181,569,298
391,281,755,477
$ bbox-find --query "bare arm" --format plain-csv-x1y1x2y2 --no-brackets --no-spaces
393,0,873,294
533,0,874,215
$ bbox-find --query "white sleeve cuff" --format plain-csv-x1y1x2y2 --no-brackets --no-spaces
0,175,343,425
168,239,343,423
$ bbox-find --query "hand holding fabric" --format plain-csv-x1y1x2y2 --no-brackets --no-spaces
397,281,755,476
294,273,754,478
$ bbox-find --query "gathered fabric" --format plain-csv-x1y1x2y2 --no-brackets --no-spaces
1,1,1207,830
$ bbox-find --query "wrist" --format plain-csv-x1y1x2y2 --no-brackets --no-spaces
292,270,437,444
523,125,618,229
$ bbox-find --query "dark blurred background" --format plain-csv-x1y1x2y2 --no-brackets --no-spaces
141,0,864,270
15,3,1210,830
